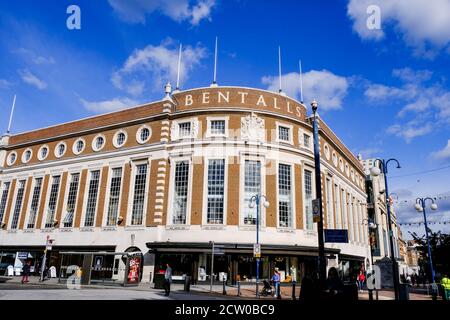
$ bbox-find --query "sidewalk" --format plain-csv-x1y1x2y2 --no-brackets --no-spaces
2,276,440,301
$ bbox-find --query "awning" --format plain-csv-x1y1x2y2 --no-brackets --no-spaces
146,242,340,257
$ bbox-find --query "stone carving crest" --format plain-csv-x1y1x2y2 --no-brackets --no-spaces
241,113,265,141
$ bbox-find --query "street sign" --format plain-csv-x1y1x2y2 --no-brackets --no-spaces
253,244,261,258
324,229,349,243
312,199,321,223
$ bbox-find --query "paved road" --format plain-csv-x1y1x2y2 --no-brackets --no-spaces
0,282,234,300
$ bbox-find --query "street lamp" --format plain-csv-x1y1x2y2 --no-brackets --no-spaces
370,158,401,300
415,197,438,285
249,194,270,298
363,218,379,300
311,100,326,283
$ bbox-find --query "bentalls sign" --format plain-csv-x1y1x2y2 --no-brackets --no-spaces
174,87,306,120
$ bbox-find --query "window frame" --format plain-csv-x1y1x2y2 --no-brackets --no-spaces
41,174,62,229
7,152,17,166
55,142,67,158
0,180,12,224
9,179,27,230
276,162,295,229
276,122,293,145
22,148,33,164
206,117,229,138
103,165,125,227
136,125,152,144
303,164,316,231
73,138,86,155
113,130,128,149
80,168,102,228
92,134,106,152
25,176,44,229
239,156,267,227
126,160,151,227
202,157,228,226
38,145,49,161
61,171,81,229
167,156,193,226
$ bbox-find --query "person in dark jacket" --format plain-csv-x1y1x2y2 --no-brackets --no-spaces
324,267,345,299
164,264,173,296
21,260,31,284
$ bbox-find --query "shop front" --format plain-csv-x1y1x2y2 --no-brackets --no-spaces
147,242,340,286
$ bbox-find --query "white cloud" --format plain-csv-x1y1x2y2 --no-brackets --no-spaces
387,121,433,143
347,0,450,57
108,0,216,25
0,79,12,89
18,69,47,90
80,97,139,113
262,70,349,111
112,39,207,96
431,140,450,161
392,68,433,83
358,147,382,159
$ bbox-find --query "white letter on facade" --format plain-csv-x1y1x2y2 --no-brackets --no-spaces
185,95,193,106
202,92,210,104
256,95,267,107
238,92,248,104
218,91,230,103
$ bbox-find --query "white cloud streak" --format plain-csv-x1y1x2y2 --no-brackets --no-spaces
262,70,349,111
108,0,216,25
432,140,450,161
112,39,207,96
18,69,47,90
347,0,450,57
80,97,139,113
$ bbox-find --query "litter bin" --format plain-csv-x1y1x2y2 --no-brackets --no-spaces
399,284,410,300
184,276,191,292
154,273,165,289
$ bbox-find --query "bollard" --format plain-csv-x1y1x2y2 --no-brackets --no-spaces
368,289,373,301
223,279,227,295
292,281,296,300
237,281,241,296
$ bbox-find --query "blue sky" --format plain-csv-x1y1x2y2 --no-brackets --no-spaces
1,0,450,238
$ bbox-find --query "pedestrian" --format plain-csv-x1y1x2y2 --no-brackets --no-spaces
411,273,416,287
325,267,345,300
164,263,173,297
271,268,281,299
21,260,31,284
441,274,450,301
357,271,366,292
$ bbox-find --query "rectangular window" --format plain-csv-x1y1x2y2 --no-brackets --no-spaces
10,180,26,230
243,160,261,225
131,164,148,226
207,159,225,224
27,178,43,229
334,184,341,229
63,173,80,228
84,170,101,227
179,122,192,138
0,182,11,223
278,164,292,228
278,126,290,142
45,176,60,228
304,170,313,230
210,120,226,136
304,134,311,149
341,189,348,230
348,194,354,241
106,168,122,227
326,178,334,229
172,161,190,224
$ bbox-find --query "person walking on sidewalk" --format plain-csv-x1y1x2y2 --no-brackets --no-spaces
442,274,450,301
164,264,173,297
357,271,366,292
272,268,281,299
21,260,31,284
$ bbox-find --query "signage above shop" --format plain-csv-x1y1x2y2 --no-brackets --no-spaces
324,230,349,243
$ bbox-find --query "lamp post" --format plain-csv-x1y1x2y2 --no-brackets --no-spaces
249,194,270,298
414,197,438,284
370,158,401,300
363,218,378,301
311,100,326,282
